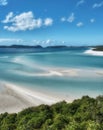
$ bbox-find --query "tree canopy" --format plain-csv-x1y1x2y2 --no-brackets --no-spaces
0,96,103,130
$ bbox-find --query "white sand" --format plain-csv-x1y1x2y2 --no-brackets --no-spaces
10,68,79,77
0,68,79,114
12,56,79,77
84,49,103,56
0,68,102,114
0,82,61,114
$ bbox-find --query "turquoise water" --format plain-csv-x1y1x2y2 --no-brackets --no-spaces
0,48,103,100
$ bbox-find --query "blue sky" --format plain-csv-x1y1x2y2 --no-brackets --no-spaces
0,0,103,46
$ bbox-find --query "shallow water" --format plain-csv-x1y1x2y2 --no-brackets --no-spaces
0,48,103,100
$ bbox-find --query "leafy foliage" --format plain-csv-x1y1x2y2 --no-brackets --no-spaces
0,96,103,130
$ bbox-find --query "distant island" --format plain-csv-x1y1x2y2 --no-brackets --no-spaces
0,44,103,56
0,44,102,50
0,45,43,48
0,44,89,49
0,45,78,48
93,45,103,51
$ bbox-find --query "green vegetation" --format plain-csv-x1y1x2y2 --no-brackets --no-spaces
93,45,103,51
0,96,103,130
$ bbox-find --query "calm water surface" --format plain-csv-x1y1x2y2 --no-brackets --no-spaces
0,48,103,100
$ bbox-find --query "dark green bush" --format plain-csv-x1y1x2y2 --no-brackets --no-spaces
0,96,103,130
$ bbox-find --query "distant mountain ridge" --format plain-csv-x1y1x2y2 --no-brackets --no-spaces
0,45,88,48
0,45,43,48
0,45,103,52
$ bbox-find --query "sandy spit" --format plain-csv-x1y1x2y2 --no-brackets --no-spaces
0,82,60,114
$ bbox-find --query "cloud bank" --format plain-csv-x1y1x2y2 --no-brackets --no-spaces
2,11,53,32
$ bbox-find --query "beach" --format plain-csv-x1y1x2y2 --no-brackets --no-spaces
84,49,103,56
0,82,62,114
0,48,103,114
0,66,103,114
0,68,79,114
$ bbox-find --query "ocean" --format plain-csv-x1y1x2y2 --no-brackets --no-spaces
0,47,103,101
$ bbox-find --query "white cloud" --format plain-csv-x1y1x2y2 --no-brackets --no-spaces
0,38,23,43
3,11,42,32
33,39,65,46
61,17,66,22
33,39,52,45
76,0,85,7
93,1,103,8
76,22,83,27
2,12,14,23
33,40,41,45
45,39,52,44
3,11,53,32
0,38,67,46
60,13,75,23
44,18,53,26
67,13,75,23
0,0,8,6
90,18,95,23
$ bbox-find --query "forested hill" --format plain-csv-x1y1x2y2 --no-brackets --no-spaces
93,45,103,51
0,96,103,130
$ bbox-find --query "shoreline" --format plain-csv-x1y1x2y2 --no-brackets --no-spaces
0,81,62,114
0,79,103,114
0,66,103,114
84,49,103,56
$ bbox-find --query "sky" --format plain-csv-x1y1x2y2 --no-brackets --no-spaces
0,0,103,46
